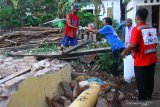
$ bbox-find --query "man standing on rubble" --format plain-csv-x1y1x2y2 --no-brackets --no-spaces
121,8,158,100
87,17,125,76
60,5,80,51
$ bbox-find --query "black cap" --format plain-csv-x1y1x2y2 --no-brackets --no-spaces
73,4,80,10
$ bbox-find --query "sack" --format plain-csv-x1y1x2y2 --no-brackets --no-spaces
123,55,135,83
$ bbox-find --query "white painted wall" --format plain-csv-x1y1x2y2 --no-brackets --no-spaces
126,0,136,25
82,0,121,23
126,0,160,25
100,0,121,23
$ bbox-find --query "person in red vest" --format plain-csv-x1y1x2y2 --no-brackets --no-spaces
121,8,158,100
60,5,80,51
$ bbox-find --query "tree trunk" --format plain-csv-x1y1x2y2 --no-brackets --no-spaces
94,4,99,30
120,0,126,21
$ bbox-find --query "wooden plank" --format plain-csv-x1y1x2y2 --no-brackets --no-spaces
0,30,59,41
0,37,61,52
0,67,31,84
63,39,92,54
14,27,61,31
9,47,111,58
28,37,61,44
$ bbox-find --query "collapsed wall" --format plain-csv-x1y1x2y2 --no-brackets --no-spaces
0,57,71,107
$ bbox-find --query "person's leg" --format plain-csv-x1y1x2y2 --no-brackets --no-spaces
111,50,118,76
145,63,155,100
70,37,78,46
61,36,70,51
111,50,120,76
134,64,155,100
134,66,147,100
111,48,124,76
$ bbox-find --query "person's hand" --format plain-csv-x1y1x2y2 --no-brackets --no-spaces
84,29,89,32
74,26,78,29
121,50,127,58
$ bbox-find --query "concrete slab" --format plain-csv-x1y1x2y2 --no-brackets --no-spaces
7,64,71,107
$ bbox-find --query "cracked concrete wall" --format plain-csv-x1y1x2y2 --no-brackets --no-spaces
7,64,71,107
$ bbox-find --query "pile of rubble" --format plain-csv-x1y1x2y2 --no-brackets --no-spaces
45,71,138,107
0,56,68,106
0,27,62,49
0,54,139,107
0,26,140,107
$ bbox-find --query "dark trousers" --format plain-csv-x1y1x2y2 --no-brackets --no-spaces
134,63,156,100
111,48,124,76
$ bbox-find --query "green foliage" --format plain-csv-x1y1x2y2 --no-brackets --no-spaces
0,6,20,26
97,53,114,71
30,43,58,53
78,11,95,26
0,0,72,27
23,15,39,26
98,42,110,48
97,52,123,73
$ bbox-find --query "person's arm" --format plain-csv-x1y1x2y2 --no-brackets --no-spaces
121,27,138,58
78,20,80,27
66,15,78,29
121,43,137,58
87,29,99,34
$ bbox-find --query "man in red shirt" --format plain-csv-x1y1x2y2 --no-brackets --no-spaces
121,8,158,100
60,5,80,51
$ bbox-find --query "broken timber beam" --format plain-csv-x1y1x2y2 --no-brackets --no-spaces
14,27,61,31
0,37,61,52
63,39,92,54
9,47,111,58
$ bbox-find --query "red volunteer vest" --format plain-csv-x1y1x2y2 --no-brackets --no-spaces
137,25,158,55
131,24,158,66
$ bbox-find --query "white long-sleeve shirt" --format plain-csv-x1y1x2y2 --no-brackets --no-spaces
125,25,134,48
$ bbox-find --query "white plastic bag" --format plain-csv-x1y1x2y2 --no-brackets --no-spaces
123,55,135,83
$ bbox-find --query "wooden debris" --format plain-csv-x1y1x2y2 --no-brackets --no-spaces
0,96,8,101
14,27,61,31
46,96,62,107
0,37,60,52
52,96,67,103
10,47,111,58
60,81,75,101
106,92,115,107
70,81,76,90
96,97,108,107
118,92,126,107
63,39,92,54
51,102,62,107
63,100,71,107
0,27,62,48
80,54,96,64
